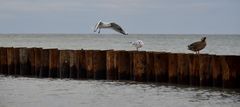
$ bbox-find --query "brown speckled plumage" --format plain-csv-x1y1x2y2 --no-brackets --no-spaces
188,37,206,54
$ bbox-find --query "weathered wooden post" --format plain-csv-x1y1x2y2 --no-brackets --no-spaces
14,48,20,75
28,48,36,76
106,50,118,80
0,48,7,75
199,54,212,86
168,53,178,84
59,50,70,78
133,51,146,82
70,50,79,79
85,50,94,79
222,55,240,88
19,48,30,76
34,48,42,77
146,52,155,82
177,54,190,85
189,54,200,86
221,56,230,88
78,50,87,79
49,49,59,78
93,50,107,80
210,55,222,87
154,52,168,82
7,48,14,75
40,49,49,77
117,51,131,80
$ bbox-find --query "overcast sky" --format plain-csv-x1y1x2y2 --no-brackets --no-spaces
0,0,239,34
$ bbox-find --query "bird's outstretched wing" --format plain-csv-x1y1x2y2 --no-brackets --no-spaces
94,20,101,32
110,22,127,35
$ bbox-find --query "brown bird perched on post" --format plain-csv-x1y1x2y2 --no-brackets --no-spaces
188,37,206,54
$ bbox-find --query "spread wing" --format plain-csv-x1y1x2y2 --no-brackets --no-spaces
110,22,127,35
94,20,101,32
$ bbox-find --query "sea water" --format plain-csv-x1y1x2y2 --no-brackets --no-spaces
0,34,240,55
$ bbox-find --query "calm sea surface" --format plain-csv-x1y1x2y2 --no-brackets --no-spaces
0,76,240,107
0,34,240,55
0,34,240,107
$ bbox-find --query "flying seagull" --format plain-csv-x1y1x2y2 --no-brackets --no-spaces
188,37,207,54
94,20,128,35
129,40,144,51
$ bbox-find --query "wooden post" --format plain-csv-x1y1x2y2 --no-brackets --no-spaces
117,51,131,80
34,48,42,77
199,54,212,86
92,50,106,80
177,54,190,85
223,55,239,88
168,53,178,84
28,48,36,76
209,55,222,87
106,50,118,80
146,52,155,82
70,50,79,79
0,48,7,75
19,48,30,76
49,49,59,78
14,48,20,76
154,52,168,82
85,50,94,79
189,54,200,86
221,56,230,88
7,48,14,75
133,51,146,82
78,50,87,79
40,49,49,78
59,50,70,78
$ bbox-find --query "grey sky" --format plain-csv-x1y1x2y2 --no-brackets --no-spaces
0,0,239,34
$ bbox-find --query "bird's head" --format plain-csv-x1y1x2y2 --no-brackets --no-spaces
201,37,206,41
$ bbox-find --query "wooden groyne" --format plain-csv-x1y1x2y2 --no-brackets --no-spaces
0,47,239,88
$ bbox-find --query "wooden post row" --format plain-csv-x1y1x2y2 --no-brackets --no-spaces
1,47,240,88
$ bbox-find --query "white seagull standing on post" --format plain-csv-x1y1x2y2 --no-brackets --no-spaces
94,20,128,35
129,40,144,51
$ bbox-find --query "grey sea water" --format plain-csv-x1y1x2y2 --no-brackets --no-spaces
0,76,240,107
0,34,240,107
0,34,240,55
